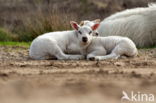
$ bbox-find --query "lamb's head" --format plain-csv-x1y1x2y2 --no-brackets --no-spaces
79,19,101,36
79,19,100,27
70,21,100,46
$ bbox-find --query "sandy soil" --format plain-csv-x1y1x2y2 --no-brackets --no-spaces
0,46,156,103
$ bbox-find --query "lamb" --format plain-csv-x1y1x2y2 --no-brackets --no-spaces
74,23,138,60
29,21,97,60
81,3,156,47
84,36,138,60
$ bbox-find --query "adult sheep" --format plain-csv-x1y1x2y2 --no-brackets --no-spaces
82,3,156,47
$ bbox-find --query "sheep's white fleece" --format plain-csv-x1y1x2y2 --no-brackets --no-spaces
97,3,156,47
81,36,138,60
29,31,83,60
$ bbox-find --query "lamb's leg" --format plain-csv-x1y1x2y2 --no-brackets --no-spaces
88,45,122,61
56,52,84,60
87,48,107,60
57,53,84,60
49,44,84,60
93,53,120,60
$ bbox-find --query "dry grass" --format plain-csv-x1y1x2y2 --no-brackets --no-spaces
0,0,154,41
16,11,76,41
0,28,18,41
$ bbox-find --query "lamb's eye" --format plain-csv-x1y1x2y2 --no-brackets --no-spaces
89,31,92,34
78,31,82,34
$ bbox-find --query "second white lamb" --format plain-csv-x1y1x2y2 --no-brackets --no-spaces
76,23,138,60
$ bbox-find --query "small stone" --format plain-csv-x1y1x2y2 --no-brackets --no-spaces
114,62,125,66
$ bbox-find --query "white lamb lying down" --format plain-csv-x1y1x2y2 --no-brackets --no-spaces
29,21,97,60
81,3,156,47
83,36,138,60
73,23,138,60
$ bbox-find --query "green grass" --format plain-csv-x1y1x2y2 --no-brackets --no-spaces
138,45,156,49
0,28,18,41
0,41,31,47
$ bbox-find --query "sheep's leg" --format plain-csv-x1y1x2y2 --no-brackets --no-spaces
87,48,107,60
88,45,122,61
35,56,47,60
93,53,120,60
49,44,84,60
56,52,84,60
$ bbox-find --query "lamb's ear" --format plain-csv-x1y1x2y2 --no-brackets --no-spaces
79,21,84,26
70,21,79,30
91,23,100,31
93,19,101,23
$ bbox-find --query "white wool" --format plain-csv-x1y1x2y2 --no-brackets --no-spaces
80,36,138,60
148,3,156,8
29,21,97,60
84,3,156,47
29,30,84,60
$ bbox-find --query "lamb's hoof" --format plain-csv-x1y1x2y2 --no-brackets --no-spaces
88,57,96,61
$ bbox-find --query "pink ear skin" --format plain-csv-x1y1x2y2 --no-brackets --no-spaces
91,24,100,31
70,21,79,30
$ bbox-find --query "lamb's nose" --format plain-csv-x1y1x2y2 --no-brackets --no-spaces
82,37,88,42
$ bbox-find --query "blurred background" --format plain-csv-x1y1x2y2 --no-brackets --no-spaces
0,0,155,42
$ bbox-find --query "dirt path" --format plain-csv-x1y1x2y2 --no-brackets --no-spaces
0,46,156,103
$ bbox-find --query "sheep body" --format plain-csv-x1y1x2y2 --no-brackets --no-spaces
29,30,84,60
80,36,138,60
83,4,156,47
97,4,156,47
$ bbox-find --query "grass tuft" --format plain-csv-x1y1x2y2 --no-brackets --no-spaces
0,42,31,47
0,28,18,41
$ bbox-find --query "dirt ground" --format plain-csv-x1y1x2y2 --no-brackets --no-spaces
0,46,156,103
